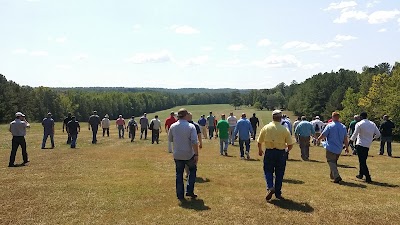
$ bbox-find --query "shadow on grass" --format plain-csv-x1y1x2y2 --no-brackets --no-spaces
391,156,400,158
369,181,399,188
269,198,314,213
196,177,211,183
287,159,302,162
339,181,366,188
179,198,210,211
246,158,260,162
307,159,324,163
283,178,304,184
337,164,357,169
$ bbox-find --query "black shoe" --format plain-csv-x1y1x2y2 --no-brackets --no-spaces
8,164,17,167
366,177,372,183
178,197,186,202
276,195,285,200
185,193,198,199
333,177,342,183
356,175,363,180
23,161,30,165
266,188,275,201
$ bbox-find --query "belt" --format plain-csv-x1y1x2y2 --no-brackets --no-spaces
265,148,285,151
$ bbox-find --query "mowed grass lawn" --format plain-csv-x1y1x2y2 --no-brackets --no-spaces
1,104,399,225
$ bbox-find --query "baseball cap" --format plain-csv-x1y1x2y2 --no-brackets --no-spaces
315,116,320,119
15,112,25,117
272,110,282,115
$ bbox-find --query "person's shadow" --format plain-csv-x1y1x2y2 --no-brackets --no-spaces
195,177,211,183
337,164,357,169
283,178,305,184
179,198,210,211
269,198,314,213
339,181,366,188
368,181,399,188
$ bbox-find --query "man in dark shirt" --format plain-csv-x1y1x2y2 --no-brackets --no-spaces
249,113,260,140
63,113,73,144
41,112,55,149
67,116,80,148
379,115,395,157
88,111,101,144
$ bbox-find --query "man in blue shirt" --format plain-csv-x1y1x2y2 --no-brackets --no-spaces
234,113,254,160
198,115,207,139
41,112,55,149
318,112,349,183
294,116,315,161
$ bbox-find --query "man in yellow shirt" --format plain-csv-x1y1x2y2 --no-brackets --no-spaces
258,110,293,201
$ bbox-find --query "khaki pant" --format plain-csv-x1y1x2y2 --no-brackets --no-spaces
299,136,310,160
200,126,207,139
326,151,340,179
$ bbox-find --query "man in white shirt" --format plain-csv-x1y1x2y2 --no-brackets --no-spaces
150,115,162,144
350,112,381,183
293,117,301,143
101,114,110,137
311,116,325,146
227,112,238,145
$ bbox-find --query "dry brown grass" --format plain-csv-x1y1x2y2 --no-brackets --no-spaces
1,105,399,225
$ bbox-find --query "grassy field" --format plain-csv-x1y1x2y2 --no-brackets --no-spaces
1,104,399,225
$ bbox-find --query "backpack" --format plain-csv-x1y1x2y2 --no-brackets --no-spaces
314,123,320,132
149,121,154,130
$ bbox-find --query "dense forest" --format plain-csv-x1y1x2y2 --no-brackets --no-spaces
1,61,399,136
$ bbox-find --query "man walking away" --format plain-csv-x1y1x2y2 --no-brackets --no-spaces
198,115,207,139
116,115,126,139
127,116,138,142
166,112,177,152
168,108,199,201
294,116,315,161
41,112,55,149
206,111,216,139
227,112,238,145
350,112,381,183
150,115,162,144
258,110,293,201
9,112,30,167
348,115,360,155
293,117,301,143
101,114,110,137
217,114,230,156
250,113,260,140
140,113,149,140
67,116,80,148
63,112,72,144
311,116,324,146
234,113,254,160
379,115,395,157
318,112,349,183
88,111,101,144
188,113,202,149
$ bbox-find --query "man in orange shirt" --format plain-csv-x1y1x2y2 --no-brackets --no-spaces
165,111,177,153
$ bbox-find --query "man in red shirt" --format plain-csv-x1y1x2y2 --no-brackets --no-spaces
165,111,177,153
116,115,126,139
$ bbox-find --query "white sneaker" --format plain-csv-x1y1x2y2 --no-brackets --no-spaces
240,157,245,160
245,151,250,159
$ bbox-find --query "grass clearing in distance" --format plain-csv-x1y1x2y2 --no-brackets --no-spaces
0,104,399,224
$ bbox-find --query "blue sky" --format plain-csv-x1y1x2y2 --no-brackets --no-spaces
0,0,399,89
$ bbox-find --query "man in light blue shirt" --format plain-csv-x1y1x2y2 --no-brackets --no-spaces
318,112,349,183
294,116,315,161
234,113,254,160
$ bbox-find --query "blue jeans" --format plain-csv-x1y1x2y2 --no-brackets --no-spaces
263,149,287,197
219,138,229,154
239,139,250,157
42,133,54,148
70,134,78,148
208,126,215,139
175,156,197,199
91,126,98,143
380,136,392,156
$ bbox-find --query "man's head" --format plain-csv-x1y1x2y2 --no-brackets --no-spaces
155,115,159,119
201,115,204,118
67,112,72,117
170,111,175,116
119,115,122,118
178,108,189,120
282,114,287,119
241,113,246,119
315,116,320,120
360,112,368,120
331,112,340,121
209,111,213,115
188,112,193,121
383,115,389,121
301,116,307,121
47,112,52,118
221,114,226,120
253,113,256,117
93,111,97,115
272,110,282,122
297,116,301,121
71,116,76,121
230,112,233,116
354,114,360,121
15,112,25,119
105,114,109,118
131,115,135,119
144,113,147,117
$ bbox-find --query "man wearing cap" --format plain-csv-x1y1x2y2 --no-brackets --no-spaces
41,112,55,149
379,115,395,157
258,110,293,200
165,112,177,152
350,112,381,183
217,114,230,156
127,116,138,142
8,112,30,167
206,111,216,139
63,112,73,144
311,116,324,146
168,108,199,200
116,115,126,139
140,113,149,140
88,110,101,144
250,113,260,140
67,116,80,148
101,114,110,137
234,113,254,160
150,115,162,144
197,115,207,139
318,112,349,183
294,116,315,161
227,112,238,145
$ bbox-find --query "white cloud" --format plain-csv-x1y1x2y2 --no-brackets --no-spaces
55,36,67,43
252,55,301,68
324,1,357,11
30,51,48,56
332,54,341,58
227,44,247,51
334,10,368,23
378,28,387,32
367,0,381,8
282,41,342,51
334,34,357,41
170,25,199,34
301,63,323,70
74,53,89,61
56,64,71,69
12,48,28,54
133,24,141,31
368,10,400,24
217,59,241,67
180,55,209,67
201,46,214,51
258,39,272,47
125,50,172,64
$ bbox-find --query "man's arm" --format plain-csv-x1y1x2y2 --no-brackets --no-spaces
249,122,254,136
343,135,349,153
374,124,381,139
197,133,203,149
350,124,360,143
